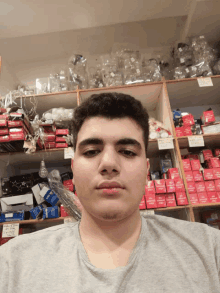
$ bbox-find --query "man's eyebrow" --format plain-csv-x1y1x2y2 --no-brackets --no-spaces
78,138,142,149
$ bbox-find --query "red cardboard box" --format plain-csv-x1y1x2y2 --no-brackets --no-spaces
190,160,201,171
0,114,9,120
207,158,220,168
203,169,214,180
44,142,56,149
154,180,166,194
139,196,146,210
0,120,7,127
0,135,10,142
193,171,203,182
167,168,180,180
0,128,8,135
175,192,188,206
9,132,26,141
155,194,166,208
60,205,70,217
215,149,220,157
176,191,187,199
217,192,220,201
215,179,220,191
146,181,155,194
185,171,194,182
182,114,195,126
43,134,56,142
195,182,206,193
8,120,24,128
189,193,199,205
183,126,193,136
55,143,68,148
202,149,213,160
197,192,209,204
187,182,197,193
56,129,69,135
175,127,184,137
213,168,220,179
205,181,216,192
182,159,191,171
146,198,157,209
145,192,156,201
63,179,74,192
165,194,176,207
165,179,176,193
202,110,215,125
0,108,6,114
207,192,219,203
56,136,67,142
175,179,185,192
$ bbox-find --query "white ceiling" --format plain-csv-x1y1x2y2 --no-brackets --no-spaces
1,0,220,95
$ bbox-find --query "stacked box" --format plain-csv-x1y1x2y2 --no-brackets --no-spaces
55,128,69,148
38,124,56,149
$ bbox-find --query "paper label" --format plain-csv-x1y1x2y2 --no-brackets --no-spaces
158,138,174,150
5,213,13,218
197,77,213,87
2,223,19,238
188,135,204,147
64,147,74,159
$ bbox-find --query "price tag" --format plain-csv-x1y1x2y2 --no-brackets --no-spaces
188,135,204,147
64,147,74,159
2,223,19,238
197,77,213,87
158,138,174,150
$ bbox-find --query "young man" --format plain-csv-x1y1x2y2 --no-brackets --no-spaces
0,92,220,293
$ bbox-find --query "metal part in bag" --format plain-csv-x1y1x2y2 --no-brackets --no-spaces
47,170,81,221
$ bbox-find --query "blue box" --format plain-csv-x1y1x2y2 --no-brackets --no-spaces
0,211,25,222
30,204,44,219
42,206,59,219
44,189,59,206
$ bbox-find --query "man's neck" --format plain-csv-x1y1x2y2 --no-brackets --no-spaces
79,210,142,254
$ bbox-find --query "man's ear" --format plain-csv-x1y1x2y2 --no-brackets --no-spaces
71,158,75,185
146,158,150,184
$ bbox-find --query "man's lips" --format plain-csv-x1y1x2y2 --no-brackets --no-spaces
97,181,124,189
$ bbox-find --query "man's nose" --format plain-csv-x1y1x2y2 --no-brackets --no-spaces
98,147,120,174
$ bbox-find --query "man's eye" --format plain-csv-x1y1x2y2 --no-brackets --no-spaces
120,150,137,157
83,150,100,157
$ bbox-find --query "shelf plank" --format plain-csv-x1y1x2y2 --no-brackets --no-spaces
0,216,66,227
177,133,220,149
192,202,220,209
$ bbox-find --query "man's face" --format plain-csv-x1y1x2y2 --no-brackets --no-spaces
72,117,149,222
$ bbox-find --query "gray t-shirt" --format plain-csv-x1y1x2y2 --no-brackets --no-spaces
0,214,220,293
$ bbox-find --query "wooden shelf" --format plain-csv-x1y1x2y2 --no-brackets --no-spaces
177,133,220,149
192,202,220,209
0,216,67,227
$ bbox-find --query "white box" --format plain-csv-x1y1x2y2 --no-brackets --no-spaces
1,193,33,212
32,184,45,205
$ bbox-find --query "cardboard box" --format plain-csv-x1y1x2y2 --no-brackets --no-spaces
167,168,180,180
213,168,220,179
214,179,220,192
155,194,166,208
0,108,6,114
139,196,146,210
207,192,219,203
56,136,67,142
1,194,33,213
193,171,203,182
190,160,201,171
175,127,184,137
145,192,156,201
205,181,216,192
203,169,214,180
175,192,188,206
165,179,176,193
44,142,56,149
30,204,44,219
0,120,7,127
60,205,70,217
0,114,9,120
32,184,45,205
55,143,68,148
175,179,185,192
0,212,25,223
165,193,176,207
182,114,195,126
0,128,8,135
42,206,59,219
195,182,206,193
154,180,166,194
187,182,197,193
207,158,220,168
56,129,69,135
9,132,26,141
40,187,59,206
0,135,10,142
185,171,194,182
43,134,56,142
183,126,192,136
202,110,215,125
214,149,220,157
189,193,199,205
202,149,213,161
146,181,155,194
197,192,209,204
146,198,157,209
182,159,191,171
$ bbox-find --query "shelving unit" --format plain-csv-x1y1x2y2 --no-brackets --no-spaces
1,54,220,228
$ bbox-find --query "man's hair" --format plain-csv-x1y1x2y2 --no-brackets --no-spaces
72,92,149,157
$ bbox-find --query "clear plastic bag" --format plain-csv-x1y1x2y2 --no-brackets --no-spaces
68,54,88,89
142,59,162,82
42,108,74,122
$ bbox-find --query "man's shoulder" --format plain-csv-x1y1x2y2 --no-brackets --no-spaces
3,221,79,252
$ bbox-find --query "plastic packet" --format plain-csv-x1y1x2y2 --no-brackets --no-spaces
42,108,74,122
100,54,123,87
142,58,162,82
68,54,88,89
